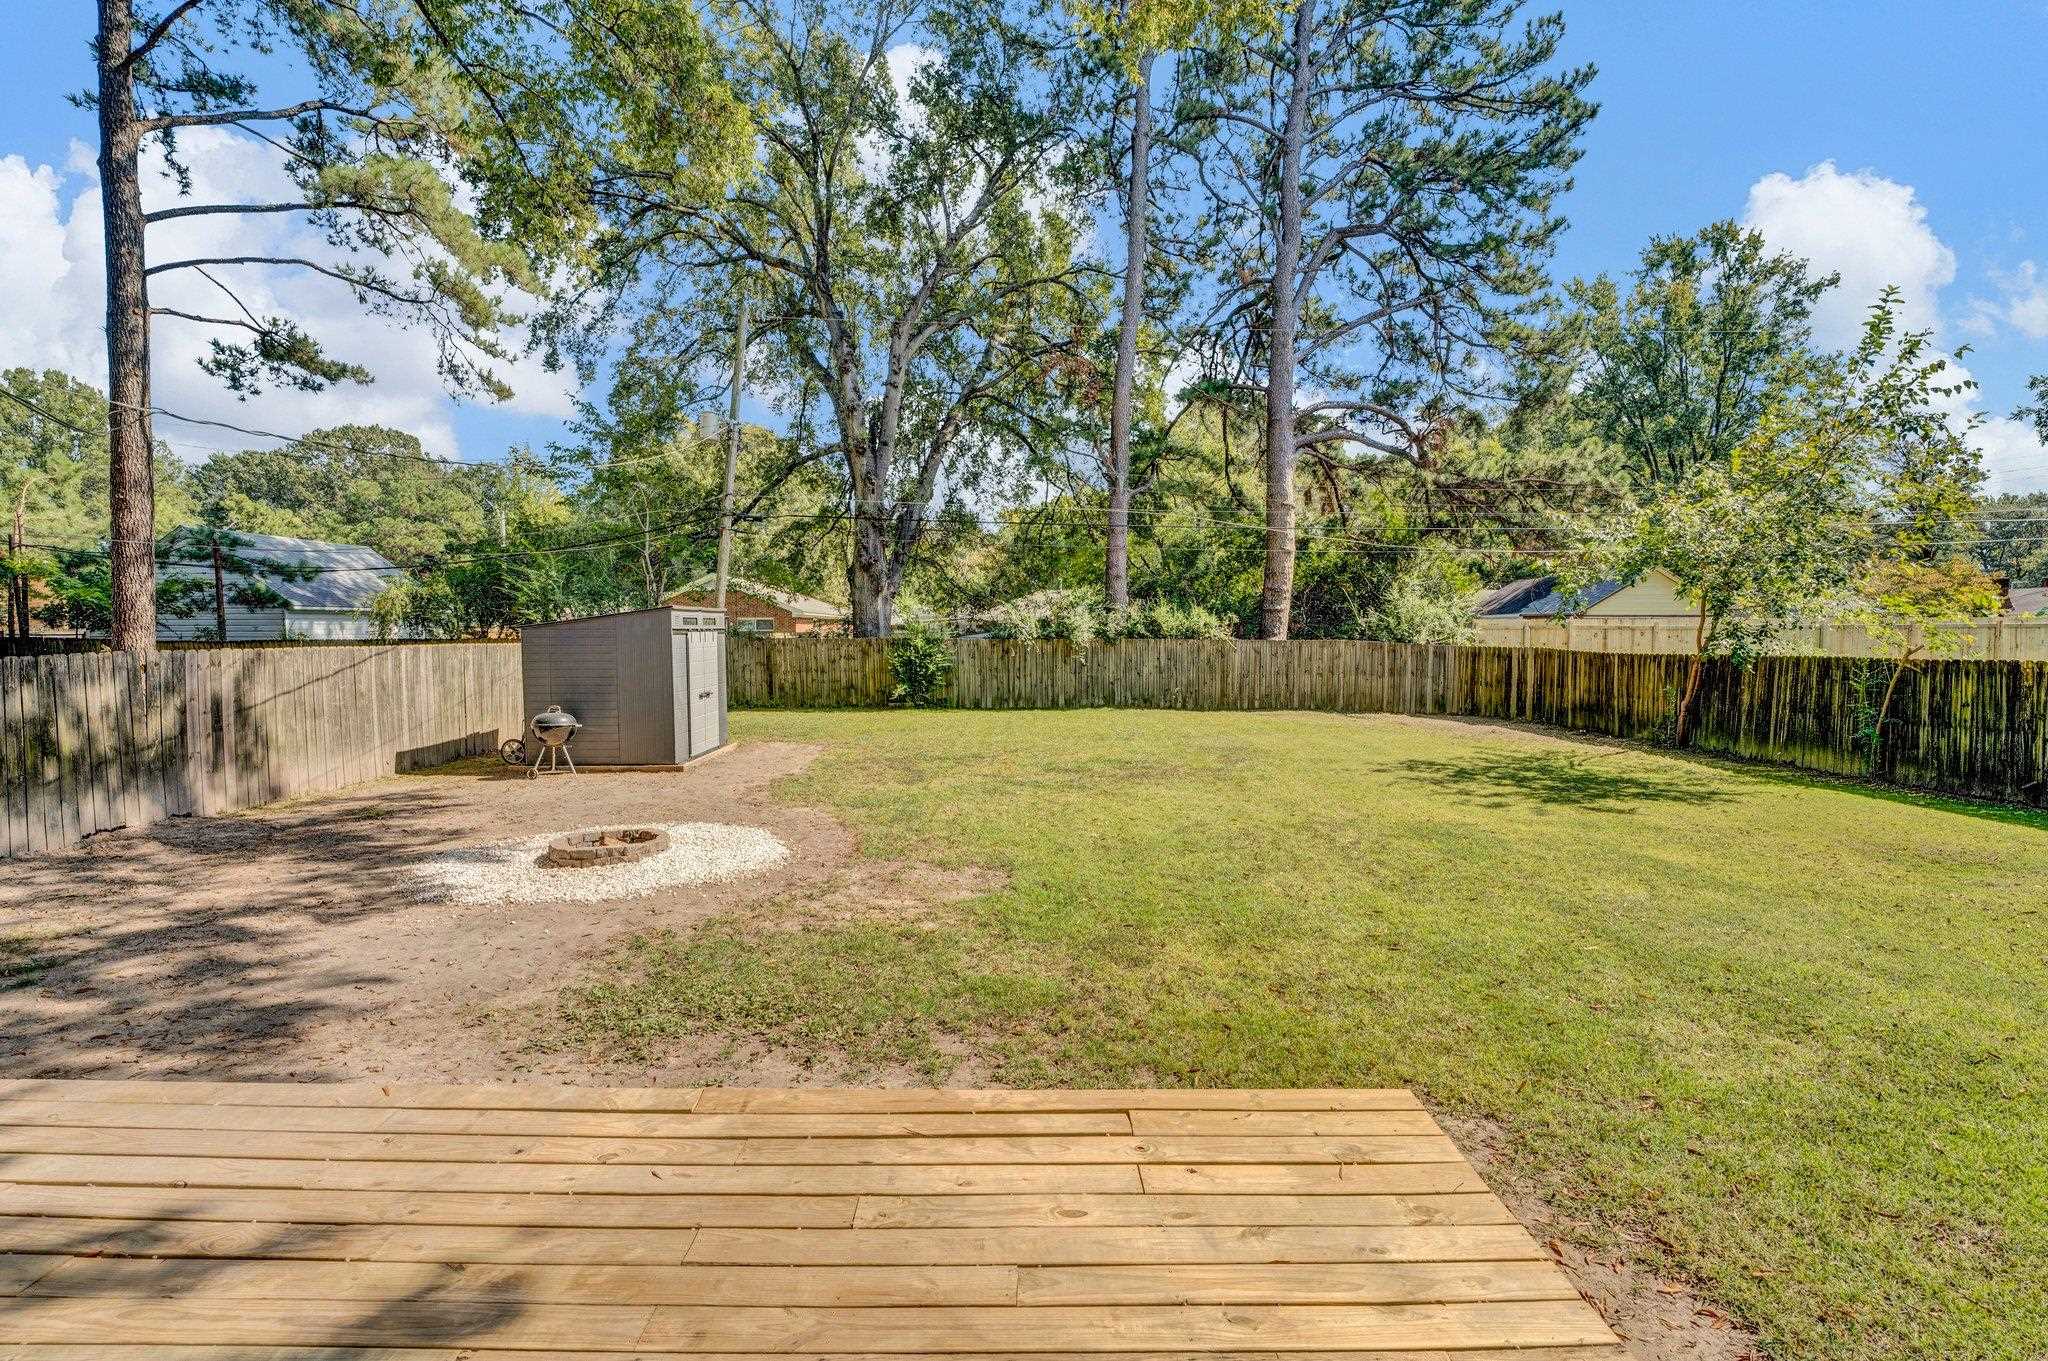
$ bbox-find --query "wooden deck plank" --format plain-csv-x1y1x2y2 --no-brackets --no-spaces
1013,1261,1580,1305
0,1218,703,1266
0,1185,858,1229
0,1157,1145,1195
0,1342,1630,1350
683,1226,1546,1266
850,1193,1516,1228
691,1089,1425,1113
0,1127,1464,1166
1129,1111,1445,1136
0,1255,64,1296
0,1081,704,1113
26,1259,1022,1307
0,1101,1135,1139
633,1301,1618,1352
0,1083,1618,1357
0,1297,659,1349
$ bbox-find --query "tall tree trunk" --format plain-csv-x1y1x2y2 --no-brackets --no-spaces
1105,48,1155,612
848,441,894,638
98,0,158,652
1259,0,1313,641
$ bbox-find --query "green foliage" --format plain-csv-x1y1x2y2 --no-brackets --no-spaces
1562,221,1837,485
984,589,1232,642
888,622,955,706
1971,491,2048,592
1365,549,1480,645
125,0,748,403
1571,291,1988,668
190,426,493,563
31,548,210,634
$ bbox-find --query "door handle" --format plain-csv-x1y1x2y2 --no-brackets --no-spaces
698,690,713,699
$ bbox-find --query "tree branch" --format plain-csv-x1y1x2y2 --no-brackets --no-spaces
120,0,204,71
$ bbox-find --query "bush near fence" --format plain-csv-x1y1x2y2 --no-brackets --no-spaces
730,636,2048,807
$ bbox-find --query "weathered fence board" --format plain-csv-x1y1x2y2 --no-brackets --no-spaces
0,643,522,858
1474,613,2048,660
728,637,2048,807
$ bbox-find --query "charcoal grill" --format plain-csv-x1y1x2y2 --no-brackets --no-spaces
526,705,581,778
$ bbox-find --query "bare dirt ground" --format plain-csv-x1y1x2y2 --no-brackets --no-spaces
0,741,958,1086
0,731,1756,1358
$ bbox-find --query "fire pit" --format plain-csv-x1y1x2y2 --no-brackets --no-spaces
543,827,670,869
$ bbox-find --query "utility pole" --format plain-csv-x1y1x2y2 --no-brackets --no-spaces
8,478,31,641
715,296,749,612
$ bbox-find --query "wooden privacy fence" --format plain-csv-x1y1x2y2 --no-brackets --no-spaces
0,643,522,858
1473,613,2048,661
730,637,2048,806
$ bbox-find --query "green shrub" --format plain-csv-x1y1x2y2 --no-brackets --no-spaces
888,622,954,706
989,592,1231,643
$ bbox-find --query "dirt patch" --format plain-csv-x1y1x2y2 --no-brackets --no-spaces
753,858,1011,930
1436,1109,1767,1361
0,742,988,1086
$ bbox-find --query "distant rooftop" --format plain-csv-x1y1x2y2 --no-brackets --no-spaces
159,531,403,612
1472,574,1627,619
674,574,847,621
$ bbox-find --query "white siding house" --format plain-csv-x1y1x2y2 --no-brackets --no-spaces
156,532,405,642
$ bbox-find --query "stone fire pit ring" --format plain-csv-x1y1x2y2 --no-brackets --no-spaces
543,827,671,869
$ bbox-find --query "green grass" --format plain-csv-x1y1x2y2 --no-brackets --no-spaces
561,709,2047,1361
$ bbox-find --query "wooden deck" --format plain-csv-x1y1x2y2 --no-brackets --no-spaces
0,1081,1621,1358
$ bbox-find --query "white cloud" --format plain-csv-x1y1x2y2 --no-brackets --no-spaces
0,129,575,463
1971,260,2048,340
1742,160,2045,494
1742,160,1955,347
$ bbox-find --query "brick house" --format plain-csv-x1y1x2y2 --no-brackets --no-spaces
665,574,849,636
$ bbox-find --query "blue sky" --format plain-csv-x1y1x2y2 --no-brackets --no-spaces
4,0,2046,490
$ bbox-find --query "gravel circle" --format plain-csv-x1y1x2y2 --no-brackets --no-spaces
411,821,791,905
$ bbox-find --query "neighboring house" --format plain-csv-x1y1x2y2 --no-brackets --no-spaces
1473,569,1696,622
156,531,405,642
665,574,848,635
2007,583,2048,617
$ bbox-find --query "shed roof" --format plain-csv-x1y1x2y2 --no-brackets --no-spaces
160,531,403,612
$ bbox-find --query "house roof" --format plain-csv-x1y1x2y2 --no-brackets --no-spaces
1470,576,1554,618
160,531,404,612
676,574,847,621
2010,585,2048,616
1471,574,1633,619
1518,578,1628,618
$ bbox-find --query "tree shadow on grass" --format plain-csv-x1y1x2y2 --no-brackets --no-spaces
1388,746,1736,812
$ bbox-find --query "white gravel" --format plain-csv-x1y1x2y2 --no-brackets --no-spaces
411,822,791,905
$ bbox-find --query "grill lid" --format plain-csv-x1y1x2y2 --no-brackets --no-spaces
532,705,580,730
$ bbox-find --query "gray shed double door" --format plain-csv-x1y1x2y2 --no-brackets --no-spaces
521,606,727,765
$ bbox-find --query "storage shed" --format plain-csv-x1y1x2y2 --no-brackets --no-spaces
519,606,728,766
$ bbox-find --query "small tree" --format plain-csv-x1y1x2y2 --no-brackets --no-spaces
889,622,955,707
1570,289,1982,747
1843,559,2002,772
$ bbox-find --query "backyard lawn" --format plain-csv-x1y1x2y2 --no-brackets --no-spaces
562,709,2046,1361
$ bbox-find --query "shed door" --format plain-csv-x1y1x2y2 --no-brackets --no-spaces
686,629,720,756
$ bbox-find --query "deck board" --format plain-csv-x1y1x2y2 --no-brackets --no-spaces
0,1083,1619,1357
